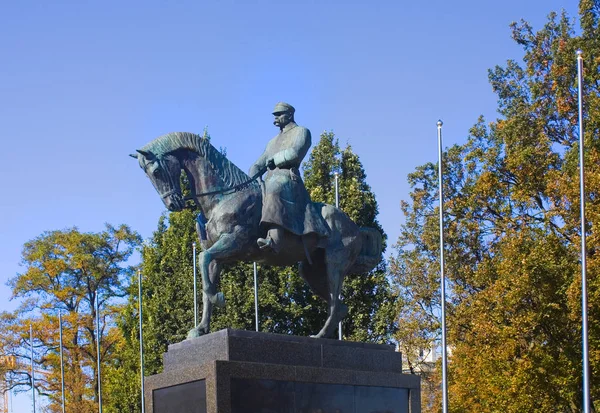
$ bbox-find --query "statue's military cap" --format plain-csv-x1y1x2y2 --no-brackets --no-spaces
272,102,295,114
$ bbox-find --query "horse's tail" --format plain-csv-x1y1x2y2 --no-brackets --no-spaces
348,227,383,274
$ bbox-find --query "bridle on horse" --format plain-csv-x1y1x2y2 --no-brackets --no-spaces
142,157,182,202
144,153,267,206
184,166,268,201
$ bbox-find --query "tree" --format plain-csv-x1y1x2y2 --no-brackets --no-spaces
100,210,198,413
392,4,599,411
0,224,141,413
304,132,396,342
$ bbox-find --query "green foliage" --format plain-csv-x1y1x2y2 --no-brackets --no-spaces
103,209,199,411
1,224,141,413
304,132,395,343
142,210,199,373
304,131,341,205
106,130,395,411
392,4,600,411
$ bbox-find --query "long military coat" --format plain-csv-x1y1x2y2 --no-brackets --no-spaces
249,122,329,238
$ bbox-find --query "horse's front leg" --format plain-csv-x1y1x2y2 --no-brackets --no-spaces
187,261,221,338
187,233,241,339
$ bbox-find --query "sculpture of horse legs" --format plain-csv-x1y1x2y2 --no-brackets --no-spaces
298,245,355,338
187,205,364,340
298,205,361,338
187,232,242,338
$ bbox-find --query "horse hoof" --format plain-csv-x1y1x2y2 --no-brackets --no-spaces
311,329,327,339
211,292,225,308
187,329,200,339
187,326,209,339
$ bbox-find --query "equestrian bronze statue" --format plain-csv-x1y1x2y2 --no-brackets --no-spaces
131,103,382,339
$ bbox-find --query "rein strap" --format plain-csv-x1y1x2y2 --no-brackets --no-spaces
185,166,267,201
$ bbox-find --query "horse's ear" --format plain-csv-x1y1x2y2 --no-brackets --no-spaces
129,153,138,159
136,149,155,159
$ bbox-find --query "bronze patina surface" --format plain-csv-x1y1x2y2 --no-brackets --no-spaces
133,104,382,339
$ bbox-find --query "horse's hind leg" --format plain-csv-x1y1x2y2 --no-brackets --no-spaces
313,250,348,339
187,233,240,339
299,250,329,302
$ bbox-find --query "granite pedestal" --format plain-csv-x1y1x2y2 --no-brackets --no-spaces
145,328,420,413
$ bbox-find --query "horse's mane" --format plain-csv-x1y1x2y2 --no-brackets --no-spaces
141,132,253,189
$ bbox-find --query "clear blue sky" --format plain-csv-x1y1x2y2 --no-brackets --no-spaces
1,0,578,410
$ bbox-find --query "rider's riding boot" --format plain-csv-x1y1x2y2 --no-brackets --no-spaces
257,227,282,254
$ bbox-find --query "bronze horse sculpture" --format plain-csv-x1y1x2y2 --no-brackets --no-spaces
133,132,382,338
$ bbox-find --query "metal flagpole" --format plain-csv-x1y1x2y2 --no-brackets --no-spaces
95,295,103,413
334,171,339,207
437,120,448,413
30,324,35,413
193,242,198,327
138,269,146,413
577,49,590,413
254,262,259,332
335,172,342,341
59,311,65,413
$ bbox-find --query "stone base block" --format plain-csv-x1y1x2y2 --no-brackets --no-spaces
145,329,420,413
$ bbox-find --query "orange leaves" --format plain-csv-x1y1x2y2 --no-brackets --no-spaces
2,224,141,411
396,11,600,409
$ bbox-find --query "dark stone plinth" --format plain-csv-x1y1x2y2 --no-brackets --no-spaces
163,328,402,373
153,380,207,413
145,329,420,413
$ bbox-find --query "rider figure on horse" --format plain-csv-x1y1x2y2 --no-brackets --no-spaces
249,102,330,253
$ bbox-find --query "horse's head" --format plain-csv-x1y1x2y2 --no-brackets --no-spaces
133,131,257,214
133,149,186,212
